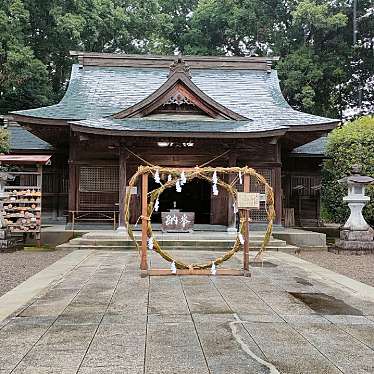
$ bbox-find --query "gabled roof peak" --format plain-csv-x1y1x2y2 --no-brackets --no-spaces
69,51,278,71
169,54,191,78
112,62,248,121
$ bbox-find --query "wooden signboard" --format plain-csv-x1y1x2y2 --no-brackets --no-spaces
237,192,260,209
126,186,138,195
161,211,195,232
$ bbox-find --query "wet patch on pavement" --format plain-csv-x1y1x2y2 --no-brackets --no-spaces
289,292,363,315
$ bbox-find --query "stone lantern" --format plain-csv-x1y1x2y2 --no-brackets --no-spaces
334,165,374,254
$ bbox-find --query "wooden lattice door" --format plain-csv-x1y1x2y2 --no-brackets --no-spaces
78,166,119,211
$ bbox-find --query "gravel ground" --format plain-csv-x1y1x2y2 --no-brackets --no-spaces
0,249,73,297
299,251,374,287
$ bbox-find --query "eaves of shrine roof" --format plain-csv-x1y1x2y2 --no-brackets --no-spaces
69,117,288,138
1,116,53,152
291,136,327,157
12,53,339,132
9,123,53,151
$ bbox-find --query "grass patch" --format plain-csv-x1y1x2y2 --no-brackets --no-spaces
23,245,56,252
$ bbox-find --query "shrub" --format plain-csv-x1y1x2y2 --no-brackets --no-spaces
321,116,374,225
0,128,9,153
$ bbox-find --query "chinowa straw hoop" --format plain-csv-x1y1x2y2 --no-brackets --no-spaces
124,166,275,269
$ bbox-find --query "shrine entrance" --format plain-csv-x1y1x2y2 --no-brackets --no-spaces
149,177,211,224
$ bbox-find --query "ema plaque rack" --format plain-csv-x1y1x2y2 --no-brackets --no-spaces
1,186,42,243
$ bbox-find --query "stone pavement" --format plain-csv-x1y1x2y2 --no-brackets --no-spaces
0,250,374,374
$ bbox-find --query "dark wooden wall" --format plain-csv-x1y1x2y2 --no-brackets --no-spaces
282,156,323,226
67,132,283,226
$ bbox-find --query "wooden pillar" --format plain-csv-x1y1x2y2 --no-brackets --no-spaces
274,142,282,225
140,173,148,273
68,140,78,216
118,147,128,229
274,167,282,225
243,174,250,271
227,153,237,231
36,165,42,188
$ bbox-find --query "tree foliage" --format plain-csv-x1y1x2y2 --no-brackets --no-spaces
0,0,51,113
0,127,9,153
321,116,374,225
0,0,373,119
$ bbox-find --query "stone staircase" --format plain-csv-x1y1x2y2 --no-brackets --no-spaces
57,230,299,252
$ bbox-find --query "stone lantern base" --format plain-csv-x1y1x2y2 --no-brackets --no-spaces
0,228,20,252
332,228,374,255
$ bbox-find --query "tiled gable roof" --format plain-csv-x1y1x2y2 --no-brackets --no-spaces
291,136,327,156
13,62,339,132
8,123,53,151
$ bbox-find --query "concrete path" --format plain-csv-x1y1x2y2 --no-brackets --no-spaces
0,250,374,373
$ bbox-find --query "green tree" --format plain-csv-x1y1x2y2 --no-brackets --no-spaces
321,116,374,225
0,0,51,114
0,0,372,119
276,0,349,118
178,0,290,56
0,127,9,153
24,0,163,99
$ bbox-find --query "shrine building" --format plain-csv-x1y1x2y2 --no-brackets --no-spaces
10,52,339,230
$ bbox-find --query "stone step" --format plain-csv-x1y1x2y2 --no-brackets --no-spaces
57,230,299,253
57,243,299,252
66,238,287,247
81,231,268,241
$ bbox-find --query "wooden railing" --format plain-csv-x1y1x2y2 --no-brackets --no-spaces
68,210,118,230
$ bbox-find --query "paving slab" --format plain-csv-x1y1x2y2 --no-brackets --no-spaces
81,323,146,369
0,250,374,373
194,315,269,374
145,319,208,374
291,322,374,373
0,250,93,321
241,320,342,374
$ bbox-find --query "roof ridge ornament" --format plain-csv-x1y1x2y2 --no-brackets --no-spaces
169,53,191,79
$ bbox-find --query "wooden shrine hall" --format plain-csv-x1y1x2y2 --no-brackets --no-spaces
11,52,340,230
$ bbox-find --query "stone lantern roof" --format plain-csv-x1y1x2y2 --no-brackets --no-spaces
338,165,374,185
